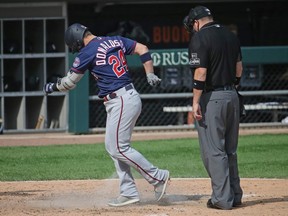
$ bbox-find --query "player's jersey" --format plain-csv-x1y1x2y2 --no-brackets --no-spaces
70,36,136,97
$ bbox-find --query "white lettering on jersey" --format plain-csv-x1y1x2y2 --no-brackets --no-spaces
189,53,200,65
96,39,122,66
97,47,107,54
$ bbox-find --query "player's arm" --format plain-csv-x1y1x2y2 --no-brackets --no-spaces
192,67,207,121
134,43,154,74
134,42,161,86
234,45,243,87
235,60,243,88
44,70,84,94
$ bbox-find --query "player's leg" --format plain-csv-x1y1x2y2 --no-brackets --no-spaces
105,99,139,206
225,91,243,205
111,156,140,197
118,91,168,185
105,90,169,199
196,91,234,210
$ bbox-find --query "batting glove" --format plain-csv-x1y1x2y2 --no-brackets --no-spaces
147,72,161,86
44,83,56,94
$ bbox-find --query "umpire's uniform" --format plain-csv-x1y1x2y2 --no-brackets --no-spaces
189,21,243,209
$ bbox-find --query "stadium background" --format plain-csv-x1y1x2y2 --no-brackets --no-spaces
0,0,287,134
0,2,287,215
68,0,288,132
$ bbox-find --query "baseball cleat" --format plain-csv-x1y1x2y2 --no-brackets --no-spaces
207,199,233,210
207,199,222,209
154,170,170,201
233,201,242,207
108,196,140,207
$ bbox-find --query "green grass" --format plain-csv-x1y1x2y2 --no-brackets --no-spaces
0,134,287,181
237,134,288,178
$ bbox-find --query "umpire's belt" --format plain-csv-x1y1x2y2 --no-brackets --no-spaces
205,85,235,93
104,83,134,102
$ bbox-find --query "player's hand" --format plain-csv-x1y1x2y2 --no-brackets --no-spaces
192,103,202,121
146,72,161,86
44,83,55,94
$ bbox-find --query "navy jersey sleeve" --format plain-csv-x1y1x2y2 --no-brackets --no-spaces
118,36,137,55
70,52,94,74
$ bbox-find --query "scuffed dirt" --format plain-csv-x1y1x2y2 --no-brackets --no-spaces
0,178,287,216
0,128,287,216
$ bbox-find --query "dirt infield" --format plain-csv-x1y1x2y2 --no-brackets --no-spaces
0,128,287,215
0,127,287,146
0,178,287,216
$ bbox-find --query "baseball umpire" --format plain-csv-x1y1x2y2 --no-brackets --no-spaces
184,6,243,209
44,23,170,207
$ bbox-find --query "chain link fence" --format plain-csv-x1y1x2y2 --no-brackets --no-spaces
89,54,288,131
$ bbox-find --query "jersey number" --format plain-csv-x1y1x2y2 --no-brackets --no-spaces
108,50,128,78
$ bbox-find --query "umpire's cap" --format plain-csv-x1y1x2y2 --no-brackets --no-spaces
65,23,88,53
184,6,212,33
188,6,212,23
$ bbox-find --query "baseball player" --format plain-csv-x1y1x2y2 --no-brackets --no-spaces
44,23,170,207
184,6,243,209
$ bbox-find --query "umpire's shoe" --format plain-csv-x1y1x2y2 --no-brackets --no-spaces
108,196,140,207
154,170,170,201
207,199,233,210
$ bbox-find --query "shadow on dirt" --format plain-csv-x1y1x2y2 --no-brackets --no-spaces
239,196,288,208
0,190,46,197
139,194,210,206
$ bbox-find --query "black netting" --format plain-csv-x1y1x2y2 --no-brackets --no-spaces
89,63,288,128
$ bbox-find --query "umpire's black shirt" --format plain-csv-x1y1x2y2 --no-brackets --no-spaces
188,21,242,89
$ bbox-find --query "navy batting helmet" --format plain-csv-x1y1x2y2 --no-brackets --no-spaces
65,23,88,53
183,6,212,33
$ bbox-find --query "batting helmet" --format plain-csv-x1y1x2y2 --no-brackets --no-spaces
65,23,88,53
183,6,212,33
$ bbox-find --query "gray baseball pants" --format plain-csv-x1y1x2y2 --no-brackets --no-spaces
104,86,168,199
196,89,243,209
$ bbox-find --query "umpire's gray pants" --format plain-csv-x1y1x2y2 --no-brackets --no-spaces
196,89,243,209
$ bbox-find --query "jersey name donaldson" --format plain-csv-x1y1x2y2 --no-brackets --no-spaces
96,38,125,65
70,36,136,97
